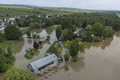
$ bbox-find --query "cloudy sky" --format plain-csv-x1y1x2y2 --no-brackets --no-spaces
1,0,120,10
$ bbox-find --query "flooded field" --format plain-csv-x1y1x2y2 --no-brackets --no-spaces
14,28,57,68
1,28,120,80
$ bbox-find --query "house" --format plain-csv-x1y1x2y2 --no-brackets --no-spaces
8,18,16,24
27,54,58,74
46,14,52,18
39,30,48,41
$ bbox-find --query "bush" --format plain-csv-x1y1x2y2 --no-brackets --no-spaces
25,48,39,59
26,31,31,38
64,52,70,61
4,67,37,80
33,41,39,49
0,48,15,73
47,42,62,58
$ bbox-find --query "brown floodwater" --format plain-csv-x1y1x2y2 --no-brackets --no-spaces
46,32,120,80
1,30,120,80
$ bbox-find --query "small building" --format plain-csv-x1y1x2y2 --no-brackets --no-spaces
39,30,48,41
27,54,58,74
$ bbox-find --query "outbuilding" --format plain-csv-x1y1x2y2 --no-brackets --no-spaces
27,54,58,74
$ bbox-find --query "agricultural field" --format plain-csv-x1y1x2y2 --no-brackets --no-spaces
0,5,96,17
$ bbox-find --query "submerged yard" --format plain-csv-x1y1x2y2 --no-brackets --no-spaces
1,25,120,80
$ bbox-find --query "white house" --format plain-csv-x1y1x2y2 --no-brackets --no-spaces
39,30,48,40
27,54,58,74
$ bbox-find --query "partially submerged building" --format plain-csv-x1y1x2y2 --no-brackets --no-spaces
27,54,58,74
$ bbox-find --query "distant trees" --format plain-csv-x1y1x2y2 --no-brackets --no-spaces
4,67,37,80
5,24,22,40
56,26,62,40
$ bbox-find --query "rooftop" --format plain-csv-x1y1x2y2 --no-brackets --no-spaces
29,54,58,70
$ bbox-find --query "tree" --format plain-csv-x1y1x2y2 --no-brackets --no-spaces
62,29,74,41
69,39,85,60
64,52,70,61
26,30,31,38
103,26,113,38
92,22,104,37
4,67,37,80
33,42,39,49
5,24,22,40
17,18,29,27
30,22,40,29
0,32,5,43
0,47,15,73
56,26,62,40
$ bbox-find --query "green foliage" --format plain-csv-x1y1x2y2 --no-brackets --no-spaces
0,32,5,43
56,26,62,40
92,22,105,37
5,24,22,40
69,39,85,60
84,22,114,42
4,67,37,80
64,52,70,61
30,22,40,29
26,30,31,38
69,40,80,59
62,29,74,41
0,47,15,73
103,26,113,38
47,42,57,54
17,17,29,27
47,42,62,58
64,40,71,48
25,48,39,59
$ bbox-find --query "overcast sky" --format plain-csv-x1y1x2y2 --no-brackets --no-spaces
1,0,120,10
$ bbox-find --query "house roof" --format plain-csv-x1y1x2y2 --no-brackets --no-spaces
29,54,58,70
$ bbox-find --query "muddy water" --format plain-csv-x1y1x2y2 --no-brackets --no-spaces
47,32,120,80
1,29,120,80
0,27,57,80
15,28,57,68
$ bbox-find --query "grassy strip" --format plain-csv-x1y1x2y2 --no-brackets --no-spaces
24,48,39,59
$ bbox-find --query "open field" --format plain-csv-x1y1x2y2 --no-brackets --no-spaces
0,5,96,17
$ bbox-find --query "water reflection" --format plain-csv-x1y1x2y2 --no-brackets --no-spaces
87,36,113,50
64,58,85,73
47,32,120,80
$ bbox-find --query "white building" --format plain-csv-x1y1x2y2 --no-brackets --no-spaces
27,54,58,74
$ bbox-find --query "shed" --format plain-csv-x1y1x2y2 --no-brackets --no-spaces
28,54,58,74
